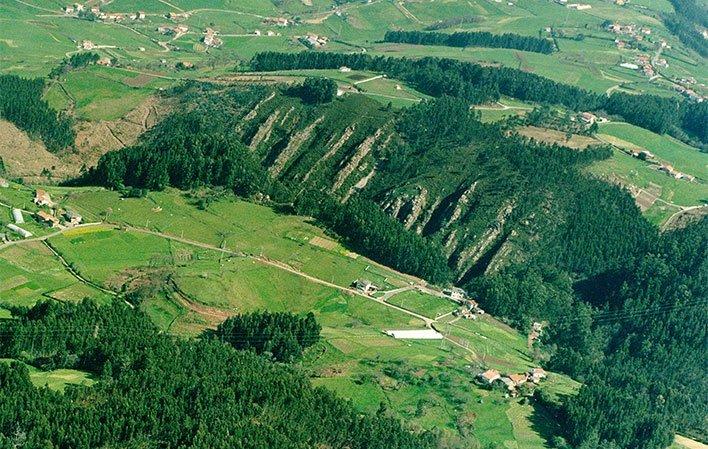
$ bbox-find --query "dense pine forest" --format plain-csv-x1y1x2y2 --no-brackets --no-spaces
383,30,555,54
0,301,436,448
0,75,74,152
213,311,321,362
249,52,708,145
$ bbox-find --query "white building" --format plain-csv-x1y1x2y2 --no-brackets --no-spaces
7,224,32,238
12,208,23,224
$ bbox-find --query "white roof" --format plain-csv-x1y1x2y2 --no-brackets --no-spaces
385,329,443,340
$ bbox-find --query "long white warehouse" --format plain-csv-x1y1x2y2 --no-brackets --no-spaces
385,329,444,340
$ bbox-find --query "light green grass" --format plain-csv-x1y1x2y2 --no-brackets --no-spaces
598,122,707,180
588,148,708,208
0,359,95,391
0,241,110,307
3,184,576,447
386,290,457,319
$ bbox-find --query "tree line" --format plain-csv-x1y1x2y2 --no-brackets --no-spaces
0,300,436,448
0,75,74,152
663,0,708,56
383,30,555,54
249,51,707,145
212,311,321,362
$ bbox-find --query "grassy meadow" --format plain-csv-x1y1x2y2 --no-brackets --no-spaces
0,185,571,447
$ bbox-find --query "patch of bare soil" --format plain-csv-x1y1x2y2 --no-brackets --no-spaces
0,120,73,181
517,126,599,150
123,73,155,88
0,96,171,182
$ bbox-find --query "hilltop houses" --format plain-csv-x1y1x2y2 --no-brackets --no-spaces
158,25,189,38
443,287,467,302
37,210,60,228
478,369,501,385
454,299,485,320
63,209,82,226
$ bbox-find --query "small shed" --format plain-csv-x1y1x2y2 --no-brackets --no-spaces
12,208,24,224
353,279,379,295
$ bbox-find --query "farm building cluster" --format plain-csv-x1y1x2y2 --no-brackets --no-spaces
477,367,547,397
202,28,223,48
64,4,145,22
2,189,84,242
625,151,697,182
301,34,328,48
554,1,592,10
619,54,667,78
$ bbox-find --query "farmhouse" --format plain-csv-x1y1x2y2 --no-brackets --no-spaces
167,12,190,21
620,62,639,70
353,279,379,295
264,17,291,27
478,369,501,384
34,189,53,207
0,178,8,188
303,34,328,48
339,66,352,72
63,209,82,226
7,224,32,238
443,287,467,302
81,40,95,50
580,112,596,124
528,368,547,384
37,210,60,228
203,28,223,48
508,373,527,386
455,299,485,320
97,57,112,66
12,208,24,224
499,377,516,392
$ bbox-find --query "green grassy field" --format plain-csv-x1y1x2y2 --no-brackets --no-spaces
0,240,111,308
589,148,707,207
0,359,95,391
2,0,704,103
44,66,172,121
598,122,707,181
0,185,573,447
385,289,457,319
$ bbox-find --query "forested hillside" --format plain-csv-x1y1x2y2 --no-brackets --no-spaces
0,75,74,152
0,301,435,448
87,84,652,284
82,80,708,448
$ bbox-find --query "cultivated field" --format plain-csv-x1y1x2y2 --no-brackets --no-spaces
0,184,576,447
